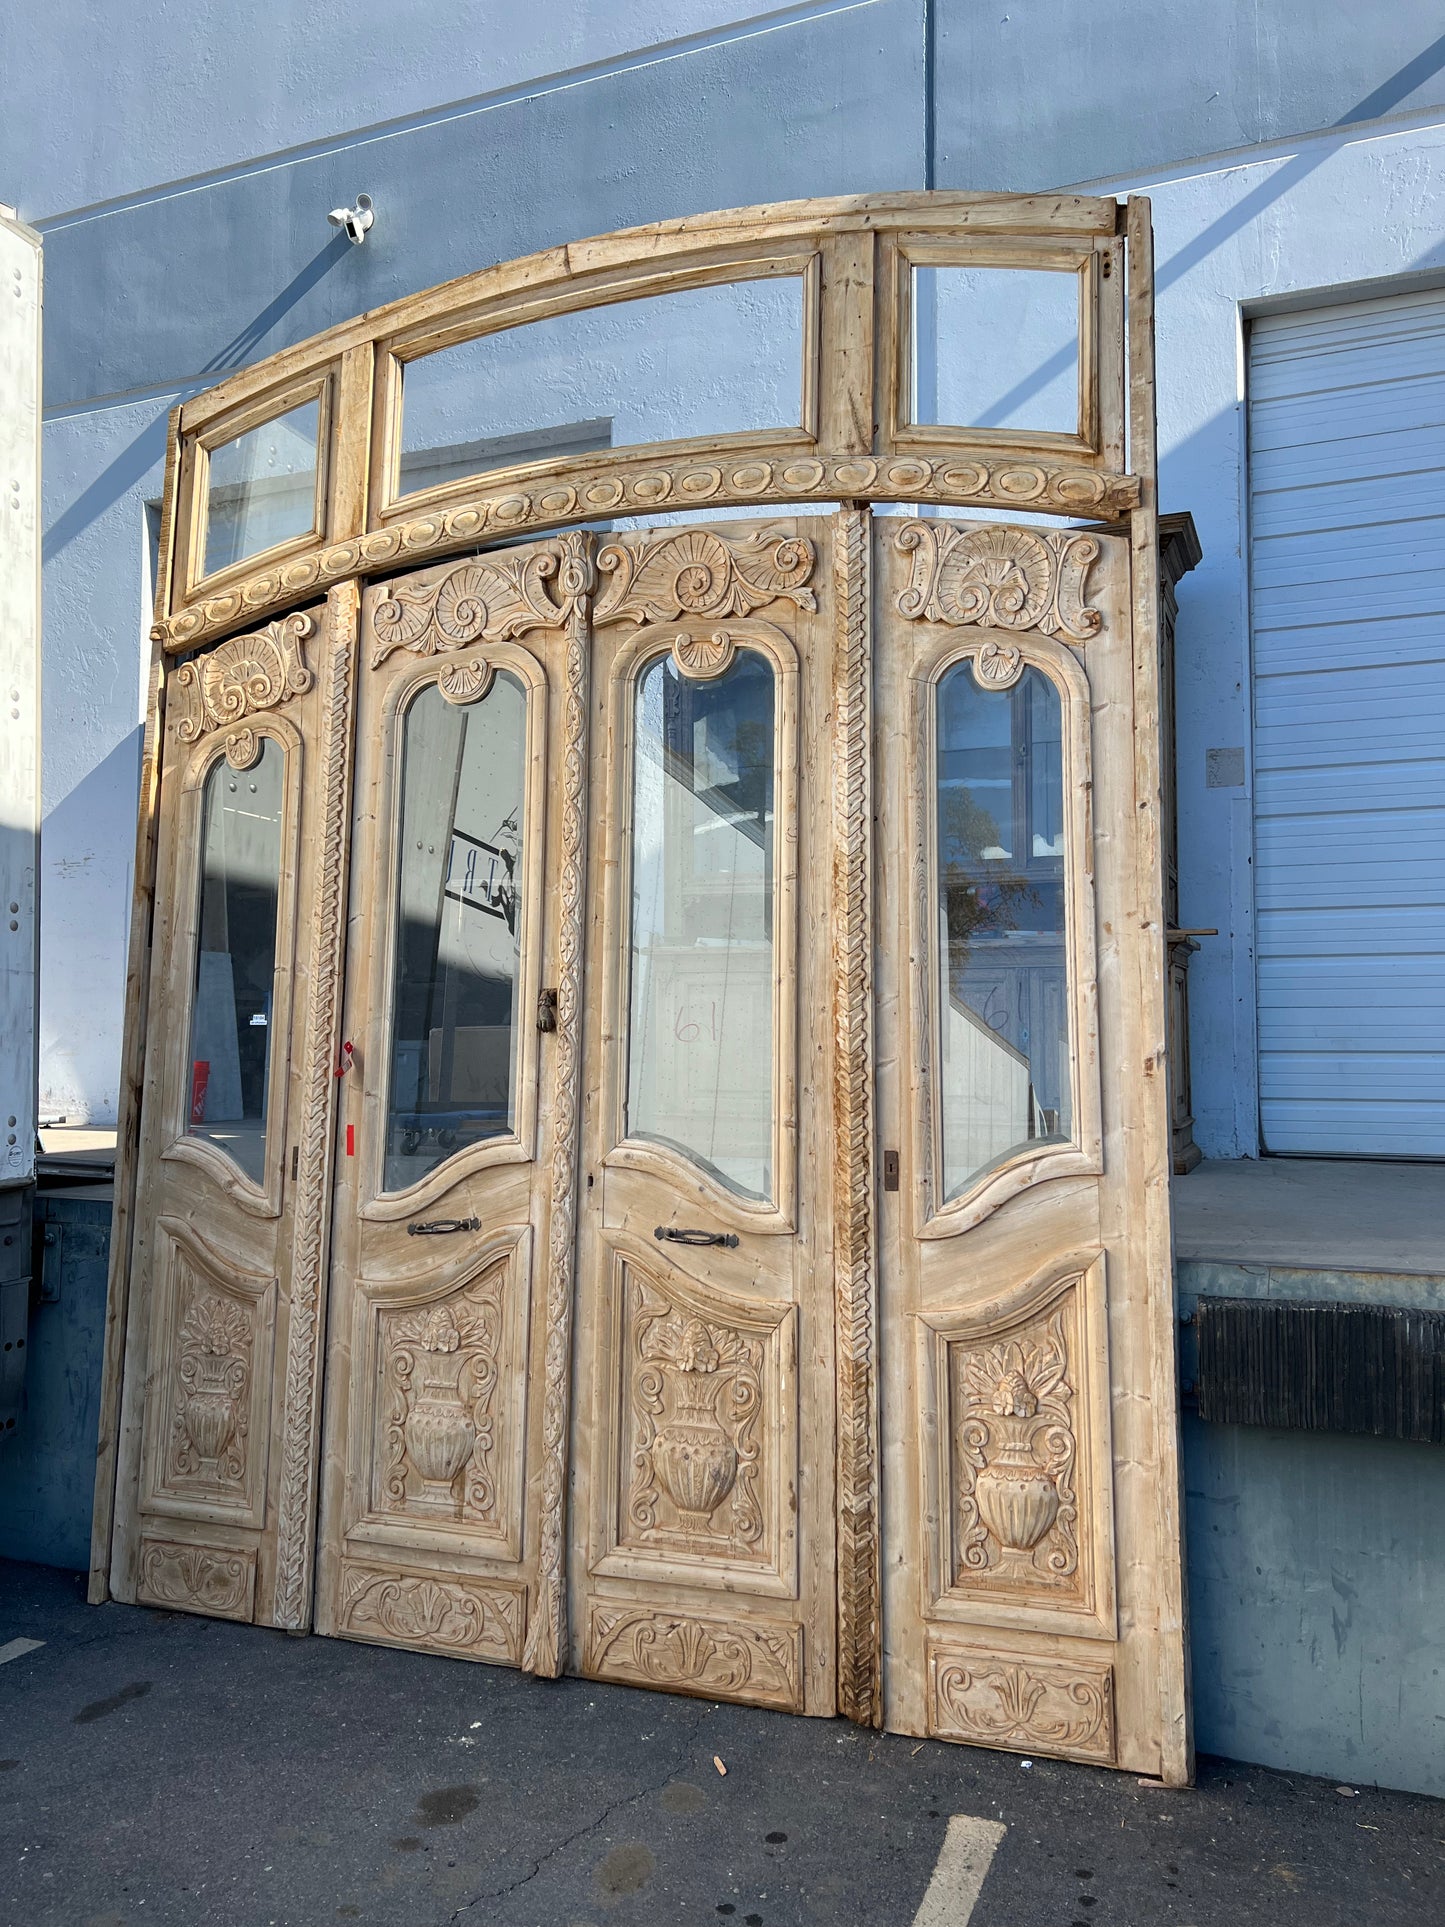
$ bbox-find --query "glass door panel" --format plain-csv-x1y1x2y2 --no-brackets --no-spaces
385,674,528,1191
626,649,776,1201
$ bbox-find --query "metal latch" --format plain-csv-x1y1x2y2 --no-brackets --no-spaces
654,1226,740,1249
407,1217,482,1237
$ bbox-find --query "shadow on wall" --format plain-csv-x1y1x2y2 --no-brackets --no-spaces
40,726,142,1126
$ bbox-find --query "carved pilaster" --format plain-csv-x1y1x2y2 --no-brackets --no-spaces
272,583,358,1628
831,505,882,1728
522,530,596,1677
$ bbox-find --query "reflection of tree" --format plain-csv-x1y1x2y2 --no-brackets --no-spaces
939,789,1037,976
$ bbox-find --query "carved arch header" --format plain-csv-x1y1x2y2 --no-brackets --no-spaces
153,190,1153,654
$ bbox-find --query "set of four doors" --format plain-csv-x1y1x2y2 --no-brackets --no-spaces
108,510,1187,1777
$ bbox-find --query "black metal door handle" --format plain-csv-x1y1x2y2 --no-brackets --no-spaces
653,1226,739,1249
407,1217,482,1237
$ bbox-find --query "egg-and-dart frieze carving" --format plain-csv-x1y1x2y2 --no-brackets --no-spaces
157,453,1137,653
894,520,1102,644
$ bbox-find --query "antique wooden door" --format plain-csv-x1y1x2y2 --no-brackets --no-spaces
568,520,841,1717
108,606,338,1625
873,515,1187,1779
314,537,590,1671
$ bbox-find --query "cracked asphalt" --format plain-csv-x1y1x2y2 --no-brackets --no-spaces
2,1560,1441,1927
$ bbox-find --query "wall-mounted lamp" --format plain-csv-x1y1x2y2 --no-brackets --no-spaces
327,194,375,245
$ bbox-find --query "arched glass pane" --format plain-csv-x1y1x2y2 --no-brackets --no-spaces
384,673,527,1192
627,651,775,1202
398,278,805,497
187,740,285,1183
936,660,1070,1197
204,399,320,576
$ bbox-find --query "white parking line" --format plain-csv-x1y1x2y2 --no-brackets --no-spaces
912,1813,1008,1927
0,1638,45,1666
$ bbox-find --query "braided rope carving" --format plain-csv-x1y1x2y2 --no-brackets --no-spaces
831,506,882,1726
272,586,357,1628
522,530,596,1676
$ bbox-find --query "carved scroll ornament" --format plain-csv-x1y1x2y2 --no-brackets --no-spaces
586,1605,802,1711
895,521,1101,644
595,528,816,626
928,1648,1115,1764
370,535,593,703
339,1563,524,1662
170,610,316,767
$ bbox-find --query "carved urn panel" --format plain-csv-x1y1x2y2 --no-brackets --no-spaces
614,1267,791,1579
147,1221,276,1527
375,1262,512,1532
925,1267,1112,1628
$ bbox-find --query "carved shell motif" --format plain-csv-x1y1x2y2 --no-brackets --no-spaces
170,610,316,751
370,539,591,672
595,528,816,625
895,521,1101,644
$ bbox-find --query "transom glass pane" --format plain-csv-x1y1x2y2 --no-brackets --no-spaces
913,266,1080,437
204,399,320,577
627,651,776,1202
384,674,527,1192
398,278,805,497
936,660,1070,1197
187,740,285,1184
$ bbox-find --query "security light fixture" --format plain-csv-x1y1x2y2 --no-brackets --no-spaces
327,194,374,245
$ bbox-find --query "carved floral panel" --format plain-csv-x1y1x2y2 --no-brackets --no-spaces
136,1536,257,1621
585,1604,802,1711
927,1643,1115,1764
594,528,816,625
339,1561,524,1664
616,1269,788,1574
372,1262,514,1538
170,610,315,768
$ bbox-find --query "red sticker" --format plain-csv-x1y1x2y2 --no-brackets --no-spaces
345,1124,355,1157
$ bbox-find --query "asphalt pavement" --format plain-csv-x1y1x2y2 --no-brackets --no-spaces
1,1560,1439,1927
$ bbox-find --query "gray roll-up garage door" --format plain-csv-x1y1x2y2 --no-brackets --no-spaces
1249,290,1445,1157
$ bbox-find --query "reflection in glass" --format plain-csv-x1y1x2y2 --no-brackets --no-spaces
398,278,805,496
384,675,527,1192
204,399,320,577
187,741,285,1184
913,266,1080,437
627,651,775,1201
935,661,1070,1197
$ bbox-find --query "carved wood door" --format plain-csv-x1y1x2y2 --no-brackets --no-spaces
314,538,591,1671
873,516,1189,1781
108,605,341,1626
568,520,842,1717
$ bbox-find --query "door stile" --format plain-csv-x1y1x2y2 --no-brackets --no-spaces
522,532,596,1677
270,579,360,1628
1124,195,1191,1787
830,503,882,1728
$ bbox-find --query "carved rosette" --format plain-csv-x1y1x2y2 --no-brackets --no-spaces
170,610,316,763
928,1647,1115,1764
137,1537,256,1621
595,528,816,625
586,1605,802,1711
379,1275,504,1526
171,1288,252,1486
626,1280,765,1557
895,521,1101,644
339,1563,524,1663
950,1302,1079,1591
